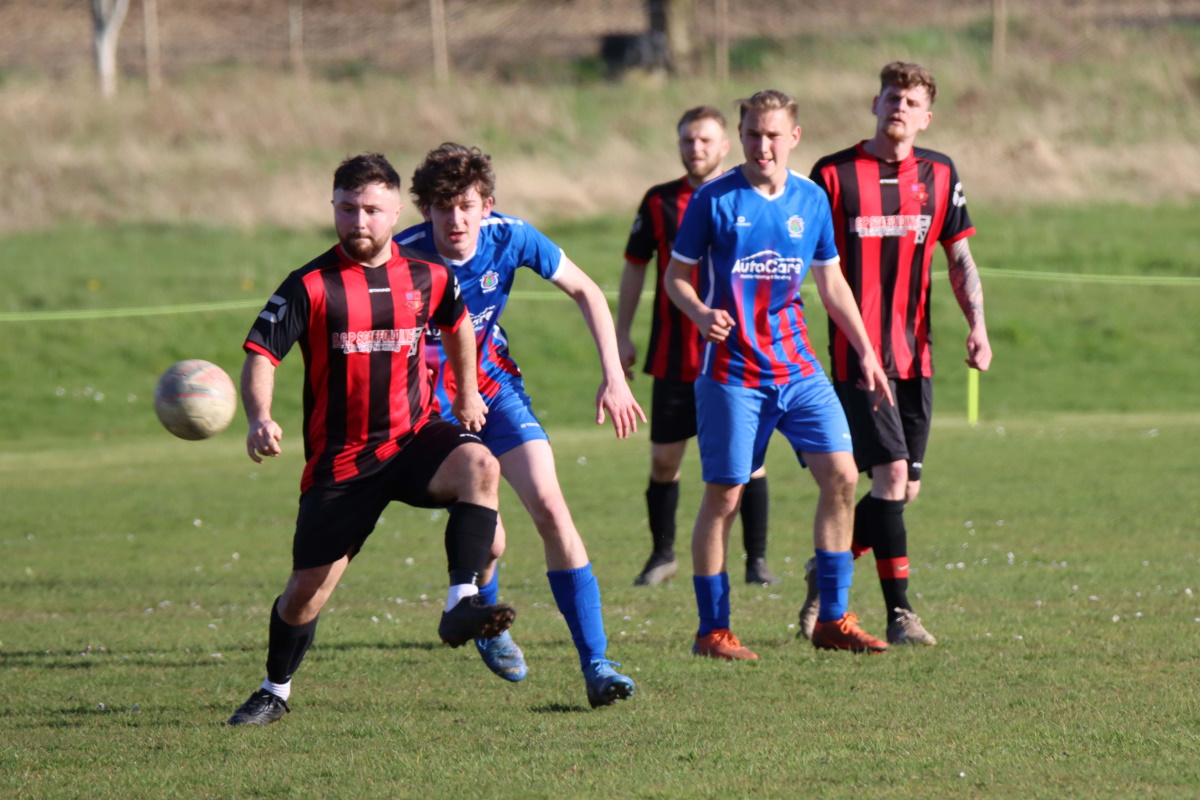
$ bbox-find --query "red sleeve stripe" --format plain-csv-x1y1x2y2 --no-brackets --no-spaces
243,341,280,366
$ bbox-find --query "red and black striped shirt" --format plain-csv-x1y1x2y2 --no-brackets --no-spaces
810,143,975,381
244,241,466,493
624,176,702,382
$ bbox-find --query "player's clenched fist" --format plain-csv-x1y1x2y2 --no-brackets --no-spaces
698,308,736,343
246,419,283,463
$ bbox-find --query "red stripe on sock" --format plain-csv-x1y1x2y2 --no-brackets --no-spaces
876,556,909,580
851,542,871,560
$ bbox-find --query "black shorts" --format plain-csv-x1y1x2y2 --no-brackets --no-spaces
834,377,932,482
650,377,698,445
291,420,484,570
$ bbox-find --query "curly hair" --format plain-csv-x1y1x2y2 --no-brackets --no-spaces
333,152,401,193
409,143,496,210
879,61,937,105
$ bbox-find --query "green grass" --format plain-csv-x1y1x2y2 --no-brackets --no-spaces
2,204,1200,797
3,418,1199,798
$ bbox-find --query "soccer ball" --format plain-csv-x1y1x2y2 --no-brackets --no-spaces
154,359,237,440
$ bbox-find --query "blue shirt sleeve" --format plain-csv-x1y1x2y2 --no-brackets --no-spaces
513,221,564,280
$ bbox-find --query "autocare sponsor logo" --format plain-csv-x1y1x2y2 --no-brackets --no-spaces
479,270,500,293
731,250,805,281
470,305,496,332
787,215,805,238
851,215,933,244
331,328,424,355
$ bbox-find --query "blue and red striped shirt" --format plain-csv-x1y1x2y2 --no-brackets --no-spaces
394,212,562,413
671,168,841,387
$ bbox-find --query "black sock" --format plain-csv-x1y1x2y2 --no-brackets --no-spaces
852,493,878,554
645,480,678,561
865,496,911,624
740,475,769,561
265,597,318,685
445,502,498,586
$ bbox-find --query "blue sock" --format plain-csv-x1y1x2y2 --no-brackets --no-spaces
547,564,608,671
693,572,729,637
478,568,500,607
815,549,853,623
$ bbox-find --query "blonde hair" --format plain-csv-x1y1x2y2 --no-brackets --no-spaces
735,89,798,125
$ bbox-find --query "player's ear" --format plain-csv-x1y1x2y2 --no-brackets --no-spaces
420,205,432,222
482,196,495,217
871,95,881,116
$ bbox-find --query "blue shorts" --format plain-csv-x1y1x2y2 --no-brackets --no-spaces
442,377,549,458
695,374,852,485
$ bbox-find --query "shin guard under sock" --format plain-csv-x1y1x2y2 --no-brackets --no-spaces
693,572,729,637
265,597,318,685
868,496,911,623
814,550,853,623
444,502,498,586
740,475,769,561
547,564,608,671
645,480,679,560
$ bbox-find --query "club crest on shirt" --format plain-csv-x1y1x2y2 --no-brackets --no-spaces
911,183,929,205
404,291,424,311
787,215,805,238
480,270,500,293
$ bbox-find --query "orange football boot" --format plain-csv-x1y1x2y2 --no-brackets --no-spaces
811,613,888,653
692,628,759,660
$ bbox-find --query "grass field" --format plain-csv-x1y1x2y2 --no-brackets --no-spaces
2,204,1199,798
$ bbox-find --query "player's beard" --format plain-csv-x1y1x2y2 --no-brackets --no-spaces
339,229,390,263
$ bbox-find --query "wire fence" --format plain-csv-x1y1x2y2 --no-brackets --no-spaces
4,0,1199,84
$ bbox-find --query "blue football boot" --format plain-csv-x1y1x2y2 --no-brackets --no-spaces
584,659,635,708
474,630,528,682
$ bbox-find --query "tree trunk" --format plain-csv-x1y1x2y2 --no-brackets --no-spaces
143,0,162,93
92,0,131,99
663,0,694,75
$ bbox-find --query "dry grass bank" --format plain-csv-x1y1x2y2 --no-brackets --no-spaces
1,24,1197,232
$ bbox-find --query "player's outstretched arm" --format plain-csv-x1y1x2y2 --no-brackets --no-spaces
663,256,734,343
550,256,647,438
945,238,992,371
615,258,649,380
439,320,488,433
811,262,894,410
241,352,283,463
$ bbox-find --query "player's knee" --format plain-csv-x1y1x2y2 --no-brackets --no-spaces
526,494,573,538
460,443,500,495
649,457,681,483
704,485,743,521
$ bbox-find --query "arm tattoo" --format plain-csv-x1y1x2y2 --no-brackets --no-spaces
947,238,985,327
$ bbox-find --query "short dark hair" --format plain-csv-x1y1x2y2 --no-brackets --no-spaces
410,143,496,210
333,153,401,193
677,105,727,133
735,89,798,125
879,61,937,105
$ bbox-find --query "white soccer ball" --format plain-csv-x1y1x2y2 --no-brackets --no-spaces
154,359,237,440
